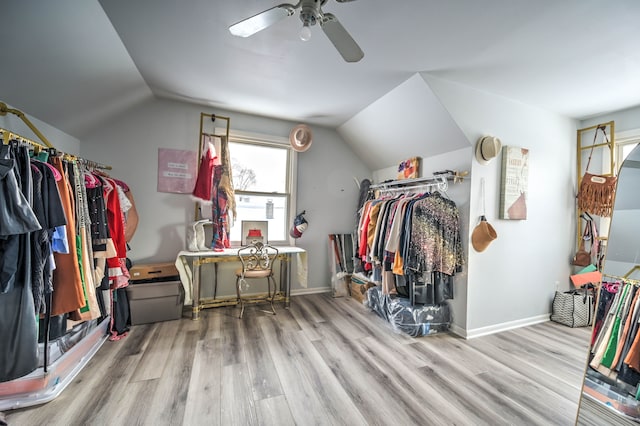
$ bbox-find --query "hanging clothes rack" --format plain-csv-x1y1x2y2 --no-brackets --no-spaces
1,127,49,150
602,273,640,286
194,112,231,220
0,128,112,170
0,102,53,148
1,101,112,170
624,265,640,279
0,103,112,411
369,170,469,193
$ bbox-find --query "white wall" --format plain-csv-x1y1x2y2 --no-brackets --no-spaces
581,105,640,133
81,97,370,293
0,102,81,154
423,74,578,336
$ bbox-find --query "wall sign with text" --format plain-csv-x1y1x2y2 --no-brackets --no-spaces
500,146,529,220
157,148,198,193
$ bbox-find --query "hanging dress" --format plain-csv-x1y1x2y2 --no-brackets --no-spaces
210,165,230,251
192,137,216,204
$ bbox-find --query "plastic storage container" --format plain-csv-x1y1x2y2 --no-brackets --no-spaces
126,262,185,325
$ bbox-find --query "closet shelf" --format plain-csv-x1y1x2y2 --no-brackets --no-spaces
369,170,469,191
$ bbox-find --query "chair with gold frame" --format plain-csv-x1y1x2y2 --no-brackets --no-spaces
235,242,279,319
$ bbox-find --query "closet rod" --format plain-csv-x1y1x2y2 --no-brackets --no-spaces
1,129,113,170
0,102,53,148
1,122,112,172
369,170,468,190
76,157,112,171
603,273,640,286
1,127,48,149
625,265,640,279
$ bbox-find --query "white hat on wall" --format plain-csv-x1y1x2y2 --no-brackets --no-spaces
475,136,502,165
289,124,313,152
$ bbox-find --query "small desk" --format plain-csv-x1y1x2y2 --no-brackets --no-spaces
176,247,307,320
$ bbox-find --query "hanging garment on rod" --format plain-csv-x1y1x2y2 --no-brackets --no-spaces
50,156,86,318
0,143,41,382
0,143,135,384
355,185,463,304
588,281,640,392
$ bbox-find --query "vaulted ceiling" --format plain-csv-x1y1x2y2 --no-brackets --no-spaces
2,0,639,146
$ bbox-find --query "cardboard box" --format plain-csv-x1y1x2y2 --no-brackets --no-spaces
126,281,184,325
129,262,179,282
350,276,376,304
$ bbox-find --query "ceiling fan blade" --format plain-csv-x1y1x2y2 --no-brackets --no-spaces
320,13,364,62
335,0,358,2
229,4,296,37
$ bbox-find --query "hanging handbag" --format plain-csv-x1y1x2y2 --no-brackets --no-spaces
576,126,617,217
571,219,592,266
550,288,594,328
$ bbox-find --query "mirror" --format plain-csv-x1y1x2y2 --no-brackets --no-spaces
576,143,640,424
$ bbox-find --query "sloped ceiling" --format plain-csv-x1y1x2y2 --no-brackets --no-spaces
0,0,152,140
338,73,469,170
1,0,640,164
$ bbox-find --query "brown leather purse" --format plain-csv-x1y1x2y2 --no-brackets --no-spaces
572,219,593,266
576,126,617,217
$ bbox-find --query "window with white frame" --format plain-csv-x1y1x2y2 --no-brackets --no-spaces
616,129,640,172
223,130,296,246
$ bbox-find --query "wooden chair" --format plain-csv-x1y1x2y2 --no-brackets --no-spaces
235,242,279,319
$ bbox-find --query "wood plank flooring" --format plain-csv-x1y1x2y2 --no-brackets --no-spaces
5,293,592,426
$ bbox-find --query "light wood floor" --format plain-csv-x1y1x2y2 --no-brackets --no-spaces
6,293,591,426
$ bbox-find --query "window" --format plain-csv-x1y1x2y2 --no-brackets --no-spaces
615,129,640,172
222,129,296,245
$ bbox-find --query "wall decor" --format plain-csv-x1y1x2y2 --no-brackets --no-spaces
397,157,420,180
157,148,198,193
500,146,529,220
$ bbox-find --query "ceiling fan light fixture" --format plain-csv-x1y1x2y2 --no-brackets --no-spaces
230,0,364,62
299,22,312,41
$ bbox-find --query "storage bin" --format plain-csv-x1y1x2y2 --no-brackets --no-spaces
126,262,184,325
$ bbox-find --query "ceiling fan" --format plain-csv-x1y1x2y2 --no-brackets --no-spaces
229,0,364,63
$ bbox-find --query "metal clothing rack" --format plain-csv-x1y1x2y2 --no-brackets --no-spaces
369,170,469,193
0,102,53,148
0,103,111,410
194,112,231,221
602,273,640,286
1,101,112,170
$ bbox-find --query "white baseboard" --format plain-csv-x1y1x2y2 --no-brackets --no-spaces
291,286,332,296
449,323,466,338
464,314,550,340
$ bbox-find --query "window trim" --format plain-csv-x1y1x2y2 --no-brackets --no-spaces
615,128,640,172
218,128,298,246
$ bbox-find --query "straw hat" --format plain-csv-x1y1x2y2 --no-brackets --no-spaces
475,136,502,165
471,216,498,252
289,124,313,152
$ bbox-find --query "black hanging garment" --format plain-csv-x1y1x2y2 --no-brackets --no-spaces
0,143,41,382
